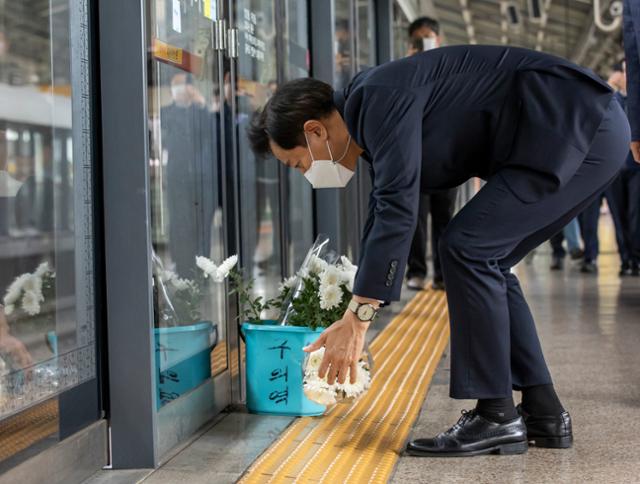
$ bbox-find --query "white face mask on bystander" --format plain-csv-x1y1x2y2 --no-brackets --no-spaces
303,132,354,189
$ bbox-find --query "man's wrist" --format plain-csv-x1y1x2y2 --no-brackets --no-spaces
352,294,381,309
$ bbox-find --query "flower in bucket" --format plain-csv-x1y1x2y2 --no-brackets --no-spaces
282,255,357,330
3,262,55,318
152,254,237,327
302,347,372,405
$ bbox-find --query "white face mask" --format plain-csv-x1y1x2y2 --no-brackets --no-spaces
421,37,438,51
303,133,354,189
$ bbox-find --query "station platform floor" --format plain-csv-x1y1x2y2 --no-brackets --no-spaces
85,217,640,484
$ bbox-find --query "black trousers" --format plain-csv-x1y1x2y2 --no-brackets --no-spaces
407,189,458,281
608,166,640,264
578,196,603,263
439,99,630,399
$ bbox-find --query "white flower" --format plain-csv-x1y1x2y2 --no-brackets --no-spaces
319,266,341,287
304,381,337,406
319,283,343,310
161,270,177,283
278,275,298,294
196,255,237,282
305,348,325,372
340,255,357,274
22,275,43,300
196,256,217,278
172,278,191,291
213,255,238,282
338,256,357,292
4,304,14,316
21,291,41,316
3,274,29,306
34,262,50,277
308,255,329,275
297,267,310,280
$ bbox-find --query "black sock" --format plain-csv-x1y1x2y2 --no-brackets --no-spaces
521,384,565,415
475,397,518,423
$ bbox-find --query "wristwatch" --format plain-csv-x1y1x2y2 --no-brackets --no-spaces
348,300,379,322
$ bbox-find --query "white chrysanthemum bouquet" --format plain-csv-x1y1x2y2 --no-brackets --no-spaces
2,262,55,319
303,347,373,406
279,254,358,331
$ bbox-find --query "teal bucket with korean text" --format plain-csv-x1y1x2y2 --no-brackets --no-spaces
155,321,217,408
241,323,326,416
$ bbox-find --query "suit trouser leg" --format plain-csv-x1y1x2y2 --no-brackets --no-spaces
440,101,630,399
549,231,566,258
407,194,429,279
578,196,602,263
429,188,458,282
605,173,630,264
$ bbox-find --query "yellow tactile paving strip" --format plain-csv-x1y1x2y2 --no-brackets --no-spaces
239,289,449,484
0,399,59,462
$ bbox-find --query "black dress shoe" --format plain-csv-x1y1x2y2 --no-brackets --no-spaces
517,405,573,449
406,409,528,457
619,261,631,276
631,261,640,277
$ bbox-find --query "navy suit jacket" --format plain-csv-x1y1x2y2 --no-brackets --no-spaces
334,45,613,301
624,0,640,140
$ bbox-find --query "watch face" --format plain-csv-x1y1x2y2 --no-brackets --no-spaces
357,304,375,321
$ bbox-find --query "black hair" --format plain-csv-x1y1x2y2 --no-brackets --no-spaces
612,61,624,73
408,16,440,37
247,78,335,158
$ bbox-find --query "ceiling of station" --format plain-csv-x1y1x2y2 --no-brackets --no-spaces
407,0,624,77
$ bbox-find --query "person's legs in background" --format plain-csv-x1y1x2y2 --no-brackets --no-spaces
406,193,429,290
578,195,603,273
604,172,631,275
549,231,566,270
429,188,457,290
563,217,583,259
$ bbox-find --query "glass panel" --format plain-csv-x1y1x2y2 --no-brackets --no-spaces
334,0,353,91
236,0,283,302
146,0,227,415
392,2,410,60
356,0,375,69
0,0,97,466
282,0,313,271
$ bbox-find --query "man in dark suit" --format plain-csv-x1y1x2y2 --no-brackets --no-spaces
249,45,629,456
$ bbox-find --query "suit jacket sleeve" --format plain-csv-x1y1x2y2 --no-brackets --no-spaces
351,86,422,301
624,0,640,140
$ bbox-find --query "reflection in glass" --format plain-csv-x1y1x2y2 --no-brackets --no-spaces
236,0,283,302
283,0,313,271
334,0,353,91
0,0,96,464
147,0,227,408
392,2,411,60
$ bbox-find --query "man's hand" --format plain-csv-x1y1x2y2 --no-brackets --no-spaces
631,141,640,163
304,309,370,385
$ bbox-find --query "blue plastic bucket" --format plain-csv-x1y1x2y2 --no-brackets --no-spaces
155,321,217,408
241,323,326,416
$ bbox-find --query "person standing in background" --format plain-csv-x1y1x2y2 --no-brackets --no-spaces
405,17,457,292
606,62,640,275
